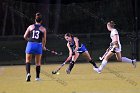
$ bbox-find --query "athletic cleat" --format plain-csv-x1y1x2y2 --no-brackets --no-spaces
132,59,136,68
35,78,41,81
93,67,101,74
26,73,31,82
66,69,71,74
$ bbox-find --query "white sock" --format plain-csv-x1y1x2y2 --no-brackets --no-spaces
99,60,107,71
121,57,133,63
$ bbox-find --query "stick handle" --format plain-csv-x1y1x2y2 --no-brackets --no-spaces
99,49,109,60
46,48,62,56
55,61,67,72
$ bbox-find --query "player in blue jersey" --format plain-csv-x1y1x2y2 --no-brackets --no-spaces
24,13,47,82
64,33,98,74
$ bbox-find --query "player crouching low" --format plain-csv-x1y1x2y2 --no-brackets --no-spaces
64,33,98,74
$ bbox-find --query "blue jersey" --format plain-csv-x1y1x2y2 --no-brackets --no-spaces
25,24,44,54
69,37,76,51
69,37,87,54
28,24,44,43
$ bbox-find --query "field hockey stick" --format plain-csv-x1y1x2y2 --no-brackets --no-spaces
52,56,72,74
52,61,67,74
99,51,109,60
45,48,63,56
99,46,113,60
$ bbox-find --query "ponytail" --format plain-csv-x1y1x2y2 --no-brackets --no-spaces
35,13,42,23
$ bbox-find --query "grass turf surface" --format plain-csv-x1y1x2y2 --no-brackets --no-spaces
0,62,140,93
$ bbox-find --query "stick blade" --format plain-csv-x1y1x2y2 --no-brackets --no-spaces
99,57,103,60
52,70,57,74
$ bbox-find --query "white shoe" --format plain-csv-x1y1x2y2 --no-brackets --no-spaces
26,73,31,82
35,78,41,81
93,67,101,74
132,59,136,68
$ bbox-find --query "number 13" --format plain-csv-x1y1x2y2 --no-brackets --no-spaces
32,30,40,39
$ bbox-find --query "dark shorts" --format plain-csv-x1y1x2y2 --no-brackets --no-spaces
25,42,42,54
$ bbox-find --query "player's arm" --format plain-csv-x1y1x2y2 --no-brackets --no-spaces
23,26,30,41
42,27,47,50
65,43,73,62
73,37,79,53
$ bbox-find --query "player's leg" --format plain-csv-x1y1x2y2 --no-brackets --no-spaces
115,52,122,61
99,51,114,71
25,53,32,82
81,51,98,68
99,46,112,60
66,52,80,74
35,54,42,80
115,52,136,68
94,51,114,73
25,42,34,81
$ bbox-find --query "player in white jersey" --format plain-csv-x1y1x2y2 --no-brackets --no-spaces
94,21,136,74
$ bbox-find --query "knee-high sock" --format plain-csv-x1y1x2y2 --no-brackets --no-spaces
68,61,75,71
26,63,30,74
36,66,40,78
99,60,107,71
89,60,98,68
121,57,133,63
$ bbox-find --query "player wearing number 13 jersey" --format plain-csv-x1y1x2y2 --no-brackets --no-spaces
24,13,46,82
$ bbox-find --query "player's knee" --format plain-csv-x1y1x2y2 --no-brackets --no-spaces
26,61,30,63
117,58,122,62
87,58,92,62
26,58,32,63
36,62,41,66
70,61,75,65
104,56,109,61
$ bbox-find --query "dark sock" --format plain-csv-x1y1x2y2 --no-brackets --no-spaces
26,63,30,74
68,61,75,71
89,60,98,68
36,66,40,78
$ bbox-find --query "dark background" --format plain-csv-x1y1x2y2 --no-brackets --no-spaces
0,0,139,34
0,0,139,65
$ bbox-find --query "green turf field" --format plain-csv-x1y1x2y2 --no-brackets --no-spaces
0,62,140,93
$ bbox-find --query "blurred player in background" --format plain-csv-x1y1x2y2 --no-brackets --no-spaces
64,33,98,74
94,21,136,74
24,13,47,81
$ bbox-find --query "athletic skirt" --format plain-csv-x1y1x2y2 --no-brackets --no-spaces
110,43,122,53
25,42,42,54
77,44,88,54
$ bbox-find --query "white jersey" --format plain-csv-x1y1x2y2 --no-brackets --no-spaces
110,29,121,52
